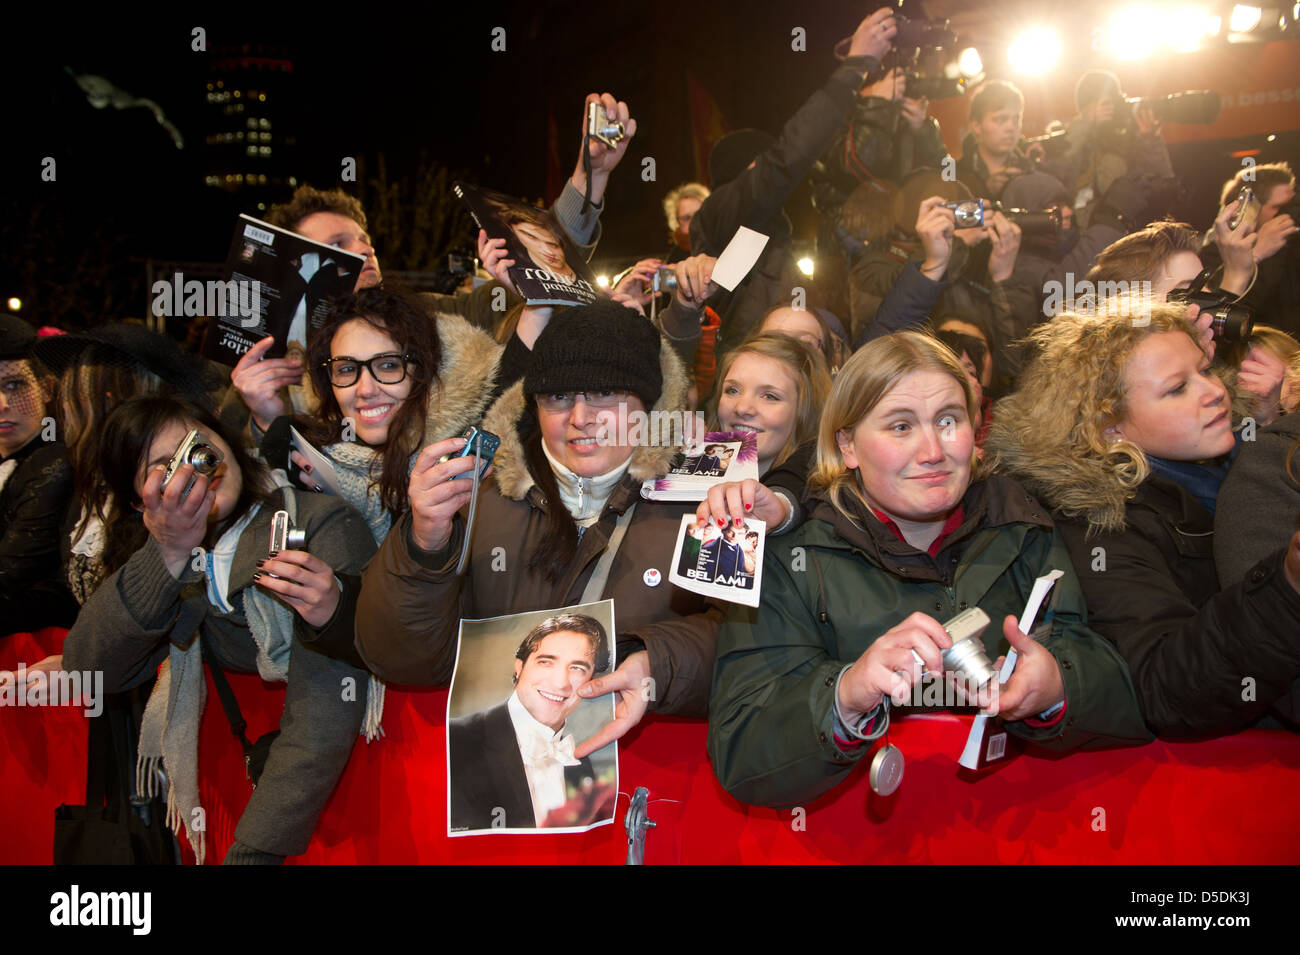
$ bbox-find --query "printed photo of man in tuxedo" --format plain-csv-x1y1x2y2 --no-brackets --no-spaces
448,612,612,832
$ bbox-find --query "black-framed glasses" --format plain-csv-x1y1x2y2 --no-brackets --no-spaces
322,353,412,388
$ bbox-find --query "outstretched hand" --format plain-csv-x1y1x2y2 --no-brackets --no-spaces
982,615,1065,721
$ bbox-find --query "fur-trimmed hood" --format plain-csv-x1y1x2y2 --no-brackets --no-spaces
481,335,691,501
985,411,1137,536
290,311,502,445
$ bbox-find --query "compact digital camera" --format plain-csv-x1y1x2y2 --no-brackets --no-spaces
586,102,625,149
162,429,223,502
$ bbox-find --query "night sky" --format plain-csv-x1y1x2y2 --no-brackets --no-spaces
4,2,1296,329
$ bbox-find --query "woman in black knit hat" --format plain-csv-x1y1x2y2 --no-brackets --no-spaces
357,301,722,772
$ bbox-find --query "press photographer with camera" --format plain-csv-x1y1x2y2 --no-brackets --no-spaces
1038,69,1179,228
988,304,1300,739
848,170,1021,375
61,395,377,864
680,4,898,360
956,80,1040,200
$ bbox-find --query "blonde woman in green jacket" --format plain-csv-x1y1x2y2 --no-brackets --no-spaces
708,331,1150,809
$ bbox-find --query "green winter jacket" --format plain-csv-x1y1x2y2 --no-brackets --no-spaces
707,473,1152,809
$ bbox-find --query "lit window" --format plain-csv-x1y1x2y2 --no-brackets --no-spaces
246,145,257,156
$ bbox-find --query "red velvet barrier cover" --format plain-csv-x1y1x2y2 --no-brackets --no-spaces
4,628,1299,864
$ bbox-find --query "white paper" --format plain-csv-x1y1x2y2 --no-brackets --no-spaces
710,226,770,291
957,569,1064,770
289,426,345,497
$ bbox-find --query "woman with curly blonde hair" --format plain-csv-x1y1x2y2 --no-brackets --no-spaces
986,304,1300,739
708,331,1148,809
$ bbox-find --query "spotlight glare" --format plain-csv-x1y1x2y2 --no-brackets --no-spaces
596,274,611,288
1230,4,1263,31
958,47,984,77
1109,8,1161,59
1007,28,1062,74
1168,7,1214,50
6,297,21,311
797,257,815,277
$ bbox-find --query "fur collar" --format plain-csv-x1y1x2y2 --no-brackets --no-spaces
482,336,690,501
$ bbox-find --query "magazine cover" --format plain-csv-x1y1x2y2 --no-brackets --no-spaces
640,430,760,502
453,181,599,307
201,214,366,366
669,514,766,608
446,599,618,836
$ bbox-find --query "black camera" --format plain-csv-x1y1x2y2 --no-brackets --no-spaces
1167,272,1255,342
1001,205,1064,238
902,70,967,101
1125,90,1222,126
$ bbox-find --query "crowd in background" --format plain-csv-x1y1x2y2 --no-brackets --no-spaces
2,5,1299,862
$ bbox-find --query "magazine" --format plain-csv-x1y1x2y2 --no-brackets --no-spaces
668,514,767,608
201,214,366,366
453,181,599,307
446,599,618,836
640,431,760,502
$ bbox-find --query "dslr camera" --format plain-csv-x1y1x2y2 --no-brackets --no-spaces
1167,270,1255,342
162,429,223,502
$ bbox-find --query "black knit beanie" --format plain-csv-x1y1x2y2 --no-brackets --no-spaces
524,301,663,409
0,314,36,361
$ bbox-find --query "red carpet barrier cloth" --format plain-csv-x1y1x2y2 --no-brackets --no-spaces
4,628,1300,864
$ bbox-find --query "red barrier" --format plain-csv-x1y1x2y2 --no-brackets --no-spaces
4,629,1299,864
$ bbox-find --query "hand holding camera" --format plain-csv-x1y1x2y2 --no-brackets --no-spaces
408,435,491,554
848,6,898,61
253,513,341,628
838,611,953,722
983,615,1066,721
915,196,957,279
577,93,636,183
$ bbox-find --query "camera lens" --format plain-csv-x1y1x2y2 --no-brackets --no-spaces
953,201,983,229
942,637,998,690
1210,306,1254,342
286,529,307,549
189,444,222,475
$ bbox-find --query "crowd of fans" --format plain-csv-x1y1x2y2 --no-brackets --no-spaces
2,5,1299,862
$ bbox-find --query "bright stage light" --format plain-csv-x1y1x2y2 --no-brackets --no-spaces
1007,28,1062,73
596,274,610,288
796,258,815,277
6,297,21,312
1230,4,1263,31
1167,7,1216,50
958,47,984,77
1109,7,1161,59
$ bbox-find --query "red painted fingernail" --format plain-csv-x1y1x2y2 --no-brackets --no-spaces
717,519,726,527
745,503,752,510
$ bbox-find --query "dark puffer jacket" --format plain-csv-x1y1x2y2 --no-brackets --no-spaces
708,474,1151,809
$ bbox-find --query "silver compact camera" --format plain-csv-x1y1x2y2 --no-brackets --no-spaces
651,265,678,293
940,607,997,689
269,509,306,552
162,429,224,501
942,199,990,229
586,101,625,148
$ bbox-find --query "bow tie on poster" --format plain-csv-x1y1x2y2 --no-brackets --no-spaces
522,734,581,768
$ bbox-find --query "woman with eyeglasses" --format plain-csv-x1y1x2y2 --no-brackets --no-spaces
357,301,721,755
230,288,501,669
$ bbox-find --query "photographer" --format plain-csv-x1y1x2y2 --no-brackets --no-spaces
680,6,898,360
1199,162,1300,339
1039,69,1175,227
811,64,948,264
848,170,1021,373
